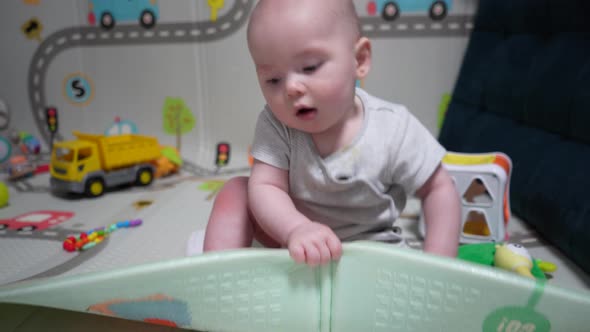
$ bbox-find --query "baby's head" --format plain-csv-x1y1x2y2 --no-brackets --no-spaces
247,0,371,134
248,0,361,44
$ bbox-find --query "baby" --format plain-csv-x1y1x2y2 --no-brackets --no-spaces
202,0,461,266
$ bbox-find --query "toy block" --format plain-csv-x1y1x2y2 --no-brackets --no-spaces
420,152,512,243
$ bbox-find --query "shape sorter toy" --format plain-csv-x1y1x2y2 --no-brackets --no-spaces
421,152,513,243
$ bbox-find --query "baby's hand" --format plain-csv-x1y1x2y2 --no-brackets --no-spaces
286,222,342,267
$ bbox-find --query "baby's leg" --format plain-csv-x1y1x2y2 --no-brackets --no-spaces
203,176,280,252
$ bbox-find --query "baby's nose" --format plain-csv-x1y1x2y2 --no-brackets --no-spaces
286,76,305,98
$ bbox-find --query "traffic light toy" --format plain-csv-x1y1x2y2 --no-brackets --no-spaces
45,107,58,134
215,142,230,167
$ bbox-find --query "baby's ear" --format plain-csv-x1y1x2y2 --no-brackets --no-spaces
354,37,372,79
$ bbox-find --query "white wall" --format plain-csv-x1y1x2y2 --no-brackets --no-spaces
0,0,477,170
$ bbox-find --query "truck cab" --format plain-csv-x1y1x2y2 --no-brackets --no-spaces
51,140,101,187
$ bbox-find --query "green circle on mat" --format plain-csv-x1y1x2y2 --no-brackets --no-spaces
482,306,550,332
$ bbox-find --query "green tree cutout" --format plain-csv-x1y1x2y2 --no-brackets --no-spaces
162,97,196,152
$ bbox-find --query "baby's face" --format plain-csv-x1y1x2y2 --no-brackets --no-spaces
248,0,360,134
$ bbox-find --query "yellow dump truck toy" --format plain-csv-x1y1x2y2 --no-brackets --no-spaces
50,131,161,197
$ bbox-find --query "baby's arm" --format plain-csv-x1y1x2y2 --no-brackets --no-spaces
415,164,461,257
248,160,342,266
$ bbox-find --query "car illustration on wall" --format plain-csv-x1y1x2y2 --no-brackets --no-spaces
367,0,452,21
88,0,159,30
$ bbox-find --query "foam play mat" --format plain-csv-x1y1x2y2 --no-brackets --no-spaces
2,168,590,331
1,241,590,332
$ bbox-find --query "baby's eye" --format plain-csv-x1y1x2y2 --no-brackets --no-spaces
303,63,321,73
266,78,281,85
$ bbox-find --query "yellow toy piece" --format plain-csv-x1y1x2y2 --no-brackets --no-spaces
537,260,558,273
0,181,9,208
151,146,182,178
494,243,534,279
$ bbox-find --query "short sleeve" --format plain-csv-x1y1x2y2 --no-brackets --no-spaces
251,107,291,170
390,108,446,195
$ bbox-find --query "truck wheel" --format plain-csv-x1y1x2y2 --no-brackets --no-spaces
136,168,154,186
86,178,105,197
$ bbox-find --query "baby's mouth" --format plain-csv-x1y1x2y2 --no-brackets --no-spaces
296,107,317,118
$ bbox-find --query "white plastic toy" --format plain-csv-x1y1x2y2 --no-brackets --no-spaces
421,151,512,243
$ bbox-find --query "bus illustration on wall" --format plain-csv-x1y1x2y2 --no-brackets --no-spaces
367,0,452,21
88,0,159,30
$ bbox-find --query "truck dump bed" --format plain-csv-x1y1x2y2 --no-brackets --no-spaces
73,131,160,171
